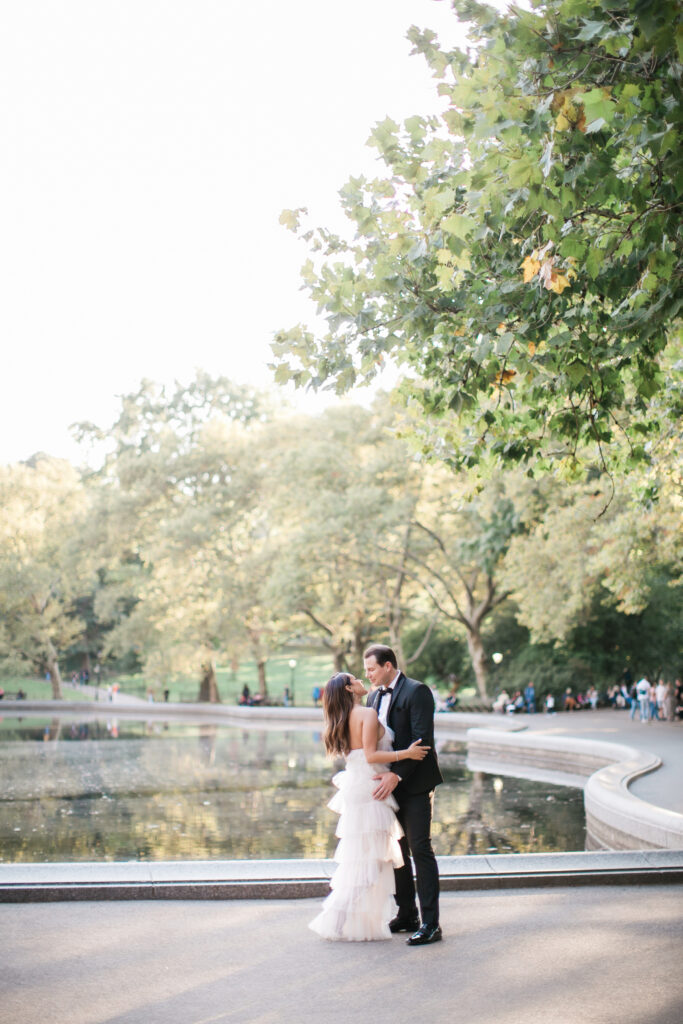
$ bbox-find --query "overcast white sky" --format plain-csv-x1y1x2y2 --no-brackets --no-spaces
1,0,473,465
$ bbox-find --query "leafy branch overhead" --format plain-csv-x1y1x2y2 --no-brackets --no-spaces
273,0,682,475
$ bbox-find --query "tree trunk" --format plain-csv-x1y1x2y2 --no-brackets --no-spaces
46,639,64,700
387,619,405,671
333,648,346,672
256,658,267,697
198,659,221,703
465,627,489,700
47,718,62,742
248,629,268,697
351,625,371,676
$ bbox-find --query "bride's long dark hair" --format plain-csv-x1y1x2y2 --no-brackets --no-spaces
322,673,355,756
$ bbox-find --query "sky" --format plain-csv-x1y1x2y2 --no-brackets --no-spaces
1,0,472,465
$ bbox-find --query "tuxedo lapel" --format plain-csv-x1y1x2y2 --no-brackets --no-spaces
387,672,406,723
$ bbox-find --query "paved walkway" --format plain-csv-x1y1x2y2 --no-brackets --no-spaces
492,707,683,814
3,702,682,1022
3,886,683,1024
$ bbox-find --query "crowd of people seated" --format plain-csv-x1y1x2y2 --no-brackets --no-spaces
491,673,682,719
237,684,267,707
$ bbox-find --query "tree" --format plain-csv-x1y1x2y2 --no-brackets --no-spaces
273,0,682,477
267,402,520,695
78,375,273,701
390,467,520,698
501,461,683,644
266,405,431,672
0,457,91,696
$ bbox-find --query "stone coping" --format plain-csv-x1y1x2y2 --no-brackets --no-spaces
1,850,681,902
0,701,524,734
466,728,683,850
0,699,522,725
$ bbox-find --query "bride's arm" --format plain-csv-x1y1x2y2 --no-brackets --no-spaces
361,709,428,763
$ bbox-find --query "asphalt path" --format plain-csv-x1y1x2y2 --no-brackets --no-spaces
515,708,683,813
3,886,683,1024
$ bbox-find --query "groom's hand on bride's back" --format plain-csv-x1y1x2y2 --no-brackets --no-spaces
372,771,399,800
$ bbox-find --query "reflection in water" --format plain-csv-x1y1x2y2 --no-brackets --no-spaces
0,719,585,862
198,724,217,766
440,771,519,855
43,718,62,743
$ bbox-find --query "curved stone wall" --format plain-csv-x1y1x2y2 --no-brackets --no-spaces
466,728,683,851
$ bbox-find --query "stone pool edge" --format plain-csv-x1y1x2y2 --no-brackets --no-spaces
466,728,683,851
1,850,682,902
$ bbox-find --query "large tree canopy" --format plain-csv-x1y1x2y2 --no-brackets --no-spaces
273,0,682,478
0,457,91,696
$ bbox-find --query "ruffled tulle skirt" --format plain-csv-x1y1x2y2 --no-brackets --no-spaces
309,750,404,941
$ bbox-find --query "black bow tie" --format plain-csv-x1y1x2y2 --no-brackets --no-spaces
376,687,392,699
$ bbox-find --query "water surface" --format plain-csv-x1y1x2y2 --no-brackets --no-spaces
0,717,585,861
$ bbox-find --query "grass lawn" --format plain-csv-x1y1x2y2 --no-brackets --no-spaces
1,660,468,706
91,652,337,705
0,677,100,702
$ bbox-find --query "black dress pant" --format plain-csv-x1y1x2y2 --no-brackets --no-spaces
394,789,439,926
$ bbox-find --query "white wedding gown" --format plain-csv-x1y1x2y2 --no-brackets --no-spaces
309,726,404,941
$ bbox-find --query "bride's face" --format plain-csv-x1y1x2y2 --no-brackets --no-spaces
345,675,368,701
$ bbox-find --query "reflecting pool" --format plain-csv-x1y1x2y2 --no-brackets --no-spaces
0,716,585,861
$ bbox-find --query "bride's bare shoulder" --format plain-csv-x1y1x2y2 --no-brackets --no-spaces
350,705,377,720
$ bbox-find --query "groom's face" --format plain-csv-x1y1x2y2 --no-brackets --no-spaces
363,655,395,689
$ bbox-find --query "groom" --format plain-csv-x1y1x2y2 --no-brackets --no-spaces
364,644,443,946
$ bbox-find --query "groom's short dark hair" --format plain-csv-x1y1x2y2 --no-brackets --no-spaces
363,644,397,669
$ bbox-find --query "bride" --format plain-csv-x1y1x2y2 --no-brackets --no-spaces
309,672,429,941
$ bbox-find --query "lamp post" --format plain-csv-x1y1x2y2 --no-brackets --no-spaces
288,659,297,706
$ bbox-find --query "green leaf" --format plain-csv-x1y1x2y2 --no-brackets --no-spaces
580,88,615,123
576,20,605,41
424,188,454,220
565,361,586,385
585,248,602,279
442,213,476,239
472,337,492,364
495,332,515,356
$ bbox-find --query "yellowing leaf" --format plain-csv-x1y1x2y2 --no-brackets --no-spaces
521,256,540,283
493,369,516,390
528,342,536,356
554,93,585,132
279,208,303,231
546,271,571,294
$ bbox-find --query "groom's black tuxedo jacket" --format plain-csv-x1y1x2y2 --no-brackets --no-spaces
369,672,443,796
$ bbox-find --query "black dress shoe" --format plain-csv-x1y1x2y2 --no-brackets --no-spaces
389,914,420,934
406,923,442,946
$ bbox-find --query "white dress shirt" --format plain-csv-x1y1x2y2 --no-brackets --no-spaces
376,670,401,729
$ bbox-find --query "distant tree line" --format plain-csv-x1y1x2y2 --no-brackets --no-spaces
1,375,679,701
